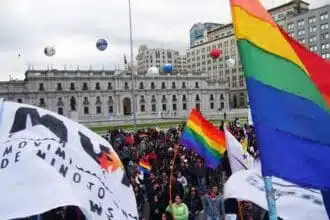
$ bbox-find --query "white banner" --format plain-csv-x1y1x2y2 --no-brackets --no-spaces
0,100,138,220
225,128,258,173
224,168,328,220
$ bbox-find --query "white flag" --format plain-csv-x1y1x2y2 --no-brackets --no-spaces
224,168,328,220
225,128,258,173
0,100,138,220
248,107,253,125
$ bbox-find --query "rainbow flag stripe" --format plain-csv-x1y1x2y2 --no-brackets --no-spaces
230,0,330,189
179,109,226,168
139,160,151,172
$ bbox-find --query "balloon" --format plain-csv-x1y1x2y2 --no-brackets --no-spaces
163,63,173,73
44,46,56,57
96,39,108,51
147,67,159,75
209,48,222,59
226,58,236,68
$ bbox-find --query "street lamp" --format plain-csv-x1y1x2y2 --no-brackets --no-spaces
128,0,137,129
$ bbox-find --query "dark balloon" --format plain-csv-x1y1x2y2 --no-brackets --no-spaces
96,39,108,51
44,46,56,57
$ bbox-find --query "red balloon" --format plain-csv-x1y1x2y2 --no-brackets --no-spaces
209,48,222,59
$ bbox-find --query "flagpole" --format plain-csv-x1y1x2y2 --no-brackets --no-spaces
263,176,278,220
128,0,136,130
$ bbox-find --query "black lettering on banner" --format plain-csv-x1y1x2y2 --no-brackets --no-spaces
9,107,68,143
87,182,95,191
128,213,138,220
15,151,21,163
122,209,128,219
50,158,56,166
98,187,105,199
34,141,41,147
106,207,114,220
1,158,9,169
59,164,68,177
18,141,27,149
73,172,81,183
89,200,102,216
47,144,51,150
55,147,65,160
3,146,12,156
36,150,46,160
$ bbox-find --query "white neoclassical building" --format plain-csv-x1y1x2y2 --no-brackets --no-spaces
0,68,230,124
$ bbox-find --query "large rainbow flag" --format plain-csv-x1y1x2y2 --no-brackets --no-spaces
179,108,226,168
230,0,330,189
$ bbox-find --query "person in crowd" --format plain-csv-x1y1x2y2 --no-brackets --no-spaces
161,212,174,220
184,187,202,220
202,185,225,220
166,195,189,220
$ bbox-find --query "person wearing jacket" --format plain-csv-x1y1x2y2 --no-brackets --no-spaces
202,185,225,220
166,195,189,220
184,187,202,220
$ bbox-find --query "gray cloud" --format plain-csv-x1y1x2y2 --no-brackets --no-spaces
0,0,328,81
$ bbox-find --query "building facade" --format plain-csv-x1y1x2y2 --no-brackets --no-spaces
189,22,223,47
136,45,187,74
0,69,229,123
186,0,329,109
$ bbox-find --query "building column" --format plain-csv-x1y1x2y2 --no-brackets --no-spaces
116,95,121,116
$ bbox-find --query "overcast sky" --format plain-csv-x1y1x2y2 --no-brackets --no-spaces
0,0,327,81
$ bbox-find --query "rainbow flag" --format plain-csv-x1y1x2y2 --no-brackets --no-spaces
230,0,330,189
138,159,151,173
179,109,226,168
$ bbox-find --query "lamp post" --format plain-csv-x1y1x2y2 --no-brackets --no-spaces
128,0,136,129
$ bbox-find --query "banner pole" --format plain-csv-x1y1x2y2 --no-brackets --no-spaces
263,176,278,220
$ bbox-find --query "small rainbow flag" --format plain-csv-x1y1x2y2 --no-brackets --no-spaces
138,159,151,173
180,109,226,168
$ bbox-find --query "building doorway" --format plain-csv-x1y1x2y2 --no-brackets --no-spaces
123,98,132,115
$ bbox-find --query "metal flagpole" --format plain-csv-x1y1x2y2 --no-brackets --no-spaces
128,0,136,129
263,176,279,220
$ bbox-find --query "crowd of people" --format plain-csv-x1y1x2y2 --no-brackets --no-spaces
15,119,277,220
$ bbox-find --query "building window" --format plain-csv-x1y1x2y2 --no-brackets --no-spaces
220,94,224,100
57,97,64,106
287,23,294,30
309,36,317,43
151,95,156,103
57,83,62,91
182,82,186,89
58,108,63,115
140,105,145,112
210,94,214,101
152,104,156,112
210,102,214,109
95,82,101,90
162,95,167,102
308,17,316,24
182,103,187,110
124,82,129,89
83,97,89,105
140,95,145,103
309,26,317,33
172,95,177,102
70,83,75,90
195,82,199,88
182,95,187,102
39,98,45,107
321,32,329,40
297,29,305,36
322,53,330,59
310,45,318,52
172,82,176,89
39,83,44,91
108,82,113,90
221,102,224,109
297,19,305,26
84,107,89,115
151,82,155,89
321,43,330,50
162,104,167,111
321,13,328,21
96,106,102,114
195,94,200,101
108,106,114,113
195,103,200,111
173,103,177,111
17,98,22,103
82,82,88,90
321,23,329,30
161,82,166,89
139,82,144,89
96,96,102,105
239,93,245,107
108,96,113,104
